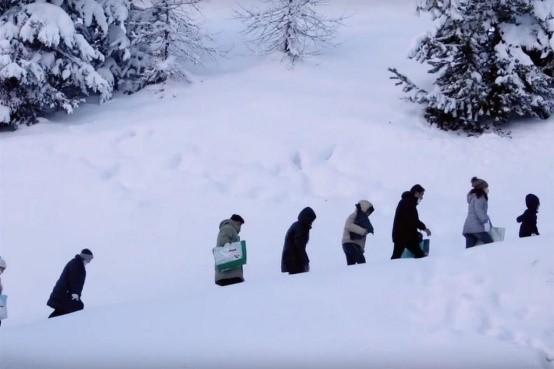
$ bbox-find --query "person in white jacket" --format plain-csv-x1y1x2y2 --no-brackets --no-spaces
462,177,493,248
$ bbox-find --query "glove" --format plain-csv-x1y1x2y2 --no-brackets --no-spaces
71,294,79,301
484,221,491,232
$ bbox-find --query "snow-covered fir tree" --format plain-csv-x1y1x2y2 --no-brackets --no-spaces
122,0,216,92
47,0,132,91
235,0,345,64
0,2,110,125
389,0,554,132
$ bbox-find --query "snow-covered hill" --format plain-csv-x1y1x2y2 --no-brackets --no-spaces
1,1,553,368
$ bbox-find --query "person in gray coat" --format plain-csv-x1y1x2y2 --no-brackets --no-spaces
462,177,493,248
341,200,374,265
214,214,245,286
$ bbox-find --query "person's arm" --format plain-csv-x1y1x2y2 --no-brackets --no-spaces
67,260,85,297
474,197,490,225
294,227,310,266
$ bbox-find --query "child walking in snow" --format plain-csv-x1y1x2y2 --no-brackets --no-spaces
516,194,540,237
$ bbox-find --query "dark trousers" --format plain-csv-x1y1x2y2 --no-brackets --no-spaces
464,232,493,248
391,242,426,259
48,308,71,318
342,243,366,265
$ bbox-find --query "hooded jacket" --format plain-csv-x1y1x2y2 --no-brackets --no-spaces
392,191,426,244
47,255,86,313
342,201,374,251
462,192,490,234
214,219,244,284
516,194,540,237
281,207,317,274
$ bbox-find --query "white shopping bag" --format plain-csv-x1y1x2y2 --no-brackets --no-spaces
213,241,247,271
0,295,7,320
490,227,505,242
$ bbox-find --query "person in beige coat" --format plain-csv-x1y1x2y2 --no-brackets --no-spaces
341,200,374,265
214,214,245,286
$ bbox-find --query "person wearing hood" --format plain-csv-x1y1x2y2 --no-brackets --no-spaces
516,194,540,237
281,207,317,274
391,184,431,259
341,200,374,265
462,177,493,248
215,214,245,286
47,249,93,318
0,256,6,326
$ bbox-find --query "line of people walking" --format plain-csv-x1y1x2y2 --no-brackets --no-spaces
0,178,542,323
213,177,541,286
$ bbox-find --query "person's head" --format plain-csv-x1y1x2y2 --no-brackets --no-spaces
471,177,489,195
298,206,317,227
80,249,94,265
410,184,425,201
525,194,540,212
0,257,6,274
357,200,374,216
230,214,245,231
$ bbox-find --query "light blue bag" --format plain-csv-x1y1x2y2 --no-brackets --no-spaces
401,239,430,258
0,294,7,320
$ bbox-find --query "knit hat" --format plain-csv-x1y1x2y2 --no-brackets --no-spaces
230,214,245,224
357,200,374,213
471,177,488,190
80,248,94,262
0,256,6,270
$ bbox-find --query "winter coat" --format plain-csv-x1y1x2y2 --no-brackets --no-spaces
517,194,540,237
47,255,86,313
392,191,426,245
214,219,244,284
281,207,317,274
342,201,374,251
462,192,490,234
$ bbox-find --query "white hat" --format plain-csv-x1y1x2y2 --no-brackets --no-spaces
0,257,6,269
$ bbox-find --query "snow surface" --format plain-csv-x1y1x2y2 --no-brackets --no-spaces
0,1,553,368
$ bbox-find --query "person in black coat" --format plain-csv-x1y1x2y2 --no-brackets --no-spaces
391,184,431,259
47,249,93,318
516,194,540,237
281,207,317,274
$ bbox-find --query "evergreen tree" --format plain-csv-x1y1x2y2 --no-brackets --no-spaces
122,0,216,92
389,0,554,132
236,0,345,64
0,2,110,125
46,0,132,91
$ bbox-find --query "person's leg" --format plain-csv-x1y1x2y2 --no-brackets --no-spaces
464,234,477,248
475,232,493,244
405,242,426,258
353,244,366,264
48,308,69,318
391,244,405,259
342,243,357,265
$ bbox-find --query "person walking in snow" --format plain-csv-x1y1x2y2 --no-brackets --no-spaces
281,207,317,274
516,194,540,237
47,249,93,318
391,184,431,259
341,200,374,265
462,177,493,248
0,256,6,326
215,214,246,286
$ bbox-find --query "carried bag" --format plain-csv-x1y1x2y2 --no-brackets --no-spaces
0,294,7,320
490,227,505,242
401,239,430,258
213,240,247,272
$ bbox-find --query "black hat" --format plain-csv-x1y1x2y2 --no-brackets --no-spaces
80,248,94,262
410,184,425,194
230,214,245,224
